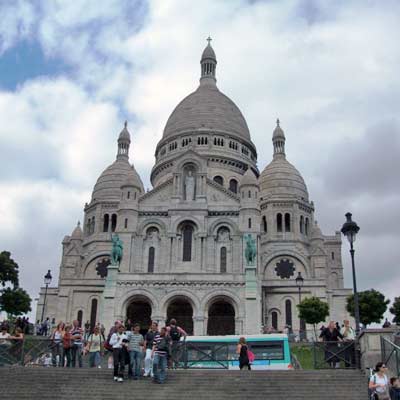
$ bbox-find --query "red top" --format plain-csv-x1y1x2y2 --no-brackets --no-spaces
63,332,72,349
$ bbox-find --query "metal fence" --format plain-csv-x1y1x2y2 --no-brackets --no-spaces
381,336,400,377
312,341,359,369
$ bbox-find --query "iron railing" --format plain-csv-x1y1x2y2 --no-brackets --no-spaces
312,340,359,369
381,336,400,376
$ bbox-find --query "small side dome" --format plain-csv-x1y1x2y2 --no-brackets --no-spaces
120,167,144,191
201,43,216,61
240,168,258,187
70,221,83,240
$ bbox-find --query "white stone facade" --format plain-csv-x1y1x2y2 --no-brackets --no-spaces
36,42,352,335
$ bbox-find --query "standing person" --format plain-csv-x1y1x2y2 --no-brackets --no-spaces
70,320,84,368
35,320,42,336
167,319,187,369
62,325,73,367
84,320,91,341
105,320,122,369
110,325,128,382
152,326,170,384
126,323,144,379
369,362,390,400
342,319,355,368
42,318,49,336
86,325,103,368
144,321,159,377
50,322,64,367
236,337,251,370
319,321,343,368
390,377,400,400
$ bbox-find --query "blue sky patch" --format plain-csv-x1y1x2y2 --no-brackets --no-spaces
0,40,70,91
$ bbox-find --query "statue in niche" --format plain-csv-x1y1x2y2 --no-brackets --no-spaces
146,227,159,240
185,170,195,200
217,228,230,242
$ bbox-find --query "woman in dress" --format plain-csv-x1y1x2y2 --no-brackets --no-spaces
236,337,251,370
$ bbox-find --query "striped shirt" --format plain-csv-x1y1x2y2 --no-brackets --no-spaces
153,333,169,356
126,332,144,351
71,326,83,345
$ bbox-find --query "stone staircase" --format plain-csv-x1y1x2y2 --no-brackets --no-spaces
0,368,367,400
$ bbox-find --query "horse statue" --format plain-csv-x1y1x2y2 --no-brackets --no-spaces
244,234,257,266
111,234,123,266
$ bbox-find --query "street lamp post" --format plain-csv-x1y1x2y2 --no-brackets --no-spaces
296,271,304,341
341,213,361,336
341,212,360,369
40,270,52,323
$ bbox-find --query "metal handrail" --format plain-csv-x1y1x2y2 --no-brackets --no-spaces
381,337,400,376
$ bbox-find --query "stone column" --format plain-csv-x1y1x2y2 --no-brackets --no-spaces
193,316,205,336
100,264,119,331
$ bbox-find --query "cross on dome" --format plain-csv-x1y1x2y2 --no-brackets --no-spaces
207,36,212,45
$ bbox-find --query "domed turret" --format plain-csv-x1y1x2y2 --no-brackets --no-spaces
70,221,83,240
240,168,258,187
92,122,144,201
260,120,309,201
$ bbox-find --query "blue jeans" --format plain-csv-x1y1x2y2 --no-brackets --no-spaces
153,354,167,384
71,344,83,368
89,351,101,367
129,350,142,378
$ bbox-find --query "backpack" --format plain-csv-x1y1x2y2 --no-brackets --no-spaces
169,326,181,342
103,331,113,351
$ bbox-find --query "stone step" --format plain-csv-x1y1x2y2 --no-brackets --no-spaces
0,368,367,400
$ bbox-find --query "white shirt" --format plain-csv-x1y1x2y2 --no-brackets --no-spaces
370,374,388,393
0,332,10,345
110,332,128,349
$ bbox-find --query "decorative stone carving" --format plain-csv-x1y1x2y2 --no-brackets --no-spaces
275,259,295,279
185,170,195,200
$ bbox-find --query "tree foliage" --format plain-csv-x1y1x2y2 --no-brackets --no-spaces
0,251,19,287
0,287,31,317
390,297,400,325
346,289,390,327
297,296,329,336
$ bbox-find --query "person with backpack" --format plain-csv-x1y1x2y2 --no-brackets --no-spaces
104,320,122,369
152,326,170,384
143,321,159,377
166,319,187,369
86,325,103,368
110,324,128,382
369,362,390,400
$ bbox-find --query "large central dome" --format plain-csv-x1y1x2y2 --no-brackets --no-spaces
162,83,251,141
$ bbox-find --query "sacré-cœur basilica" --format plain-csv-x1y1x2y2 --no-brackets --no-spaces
36,40,352,336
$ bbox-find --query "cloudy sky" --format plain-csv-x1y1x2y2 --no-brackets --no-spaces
0,0,399,322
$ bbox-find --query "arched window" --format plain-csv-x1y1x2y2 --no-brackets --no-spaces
331,252,335,260
77,310,83,327
300,216,304,234
277,213,283,232
111,214,117,232
229,179,238,193
148,247,155,273
262,216,267,233
285,299,292,328
220,247,227,273
248,218,252,229
182,224,194,262
248,190,251,198
213,176,224,186
271,311,278,330
90,299,97,331
285,213,291,232
305,218,309,235
103,214,109,232
91,217,95,234
124,218,128,229
127,191,130,199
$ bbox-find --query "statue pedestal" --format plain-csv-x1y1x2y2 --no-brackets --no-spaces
100,264,119,330
244,264,261,334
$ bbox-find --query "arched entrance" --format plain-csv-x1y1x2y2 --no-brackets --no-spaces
166,297,193,335
126,298,152,336
207,300,235,335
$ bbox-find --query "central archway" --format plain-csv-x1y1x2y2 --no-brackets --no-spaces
126,298,152,336
166,298,193,335
207,300,235,335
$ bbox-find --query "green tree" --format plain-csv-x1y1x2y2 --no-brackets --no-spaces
390,297,400,325
0,287,31,317
346,289,390,327
297,296,329,338
0,251,19,287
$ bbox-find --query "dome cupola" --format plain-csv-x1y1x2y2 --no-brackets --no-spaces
200,36,217,85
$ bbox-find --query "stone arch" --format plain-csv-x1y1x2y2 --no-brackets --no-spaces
202,290,242,318
175,155,205,172
137,218,167,236
208,218,240,237
263,251,310,279
171,216,201,233
82,252,110,277
118,288,159,318
160,290,200,317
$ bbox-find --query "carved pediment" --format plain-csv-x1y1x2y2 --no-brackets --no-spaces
207,180,240,205
310,245,327,257
65,243,81,257
139,179,173,206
